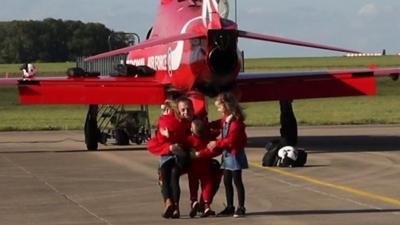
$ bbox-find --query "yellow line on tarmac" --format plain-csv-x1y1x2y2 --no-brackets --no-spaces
250,162,400,206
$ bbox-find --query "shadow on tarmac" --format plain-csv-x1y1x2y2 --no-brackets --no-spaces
0,138,85,144
247,208,400,216
0,147,147,154
3,134,400,154
248,135,400,153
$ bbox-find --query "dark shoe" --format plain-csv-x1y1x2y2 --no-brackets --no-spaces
189,201,199,218
200,208,216,217
217,206,235,217
162,199,174,218
198,200,205,213
171,207,180,219
233,206,246,218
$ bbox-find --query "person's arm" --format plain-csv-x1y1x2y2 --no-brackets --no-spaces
196,145,222,158
208,119,222,139
208,119,222,129
146,132,173,156
215,120,247,155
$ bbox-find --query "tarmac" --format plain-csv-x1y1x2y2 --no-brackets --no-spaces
1,125,400,225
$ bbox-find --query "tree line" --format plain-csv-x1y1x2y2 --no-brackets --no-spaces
0,18,130,64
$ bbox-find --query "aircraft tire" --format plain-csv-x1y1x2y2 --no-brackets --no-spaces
135,137,143,145
115,129,130,145
84,106,99,150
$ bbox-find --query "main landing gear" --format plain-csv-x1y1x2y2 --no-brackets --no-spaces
84,104,151,151
279,100,298,146
84,105,99,150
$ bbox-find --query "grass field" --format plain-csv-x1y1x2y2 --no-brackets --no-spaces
0,62,75,77
0,56,399,131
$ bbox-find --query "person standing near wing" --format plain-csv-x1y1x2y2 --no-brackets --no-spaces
20,63,37,79
185,119,217,218
207,92,248,218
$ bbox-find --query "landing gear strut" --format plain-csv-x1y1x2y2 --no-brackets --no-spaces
279,100,298,146
83,104,151,150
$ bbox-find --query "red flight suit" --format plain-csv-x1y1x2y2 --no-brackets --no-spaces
147,113,191,156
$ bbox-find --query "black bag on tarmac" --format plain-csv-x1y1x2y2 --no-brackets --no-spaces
262,140,282,166
262,140,308,167
293,148,307,167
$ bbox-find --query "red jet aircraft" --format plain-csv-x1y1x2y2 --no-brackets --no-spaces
1,0,399,150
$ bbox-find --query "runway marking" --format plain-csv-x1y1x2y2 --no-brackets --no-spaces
250,162,400,207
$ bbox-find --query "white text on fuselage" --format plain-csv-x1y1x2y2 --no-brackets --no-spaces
127,54,168,71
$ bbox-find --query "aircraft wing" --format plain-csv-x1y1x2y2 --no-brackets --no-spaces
5,76,167,105
0,31,209,105
0,78,20,85
235,29,399,102
236,68,400,102
86,32,206,61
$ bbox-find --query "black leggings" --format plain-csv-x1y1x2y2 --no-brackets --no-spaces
159,159,182,204
223,170,245,207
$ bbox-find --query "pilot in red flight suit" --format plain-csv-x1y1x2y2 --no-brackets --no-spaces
147,97,193,219
147,105,187,218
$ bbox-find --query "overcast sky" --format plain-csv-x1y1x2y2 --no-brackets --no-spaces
1,0,399,58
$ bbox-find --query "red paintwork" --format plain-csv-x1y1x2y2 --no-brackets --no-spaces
0,0,399,106
187,90,207,117
125,0,223,92
18,77,166,105
237,72,376,102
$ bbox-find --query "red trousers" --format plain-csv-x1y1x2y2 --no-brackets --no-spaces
188,159,214,203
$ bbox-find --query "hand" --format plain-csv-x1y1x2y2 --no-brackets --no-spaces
207,141,217,150
189,149,198,159
170,144,181,152
159,127,169,138
170,144,186,157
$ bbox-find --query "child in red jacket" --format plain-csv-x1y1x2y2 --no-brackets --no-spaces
185,119,217,218
208,92,248,218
